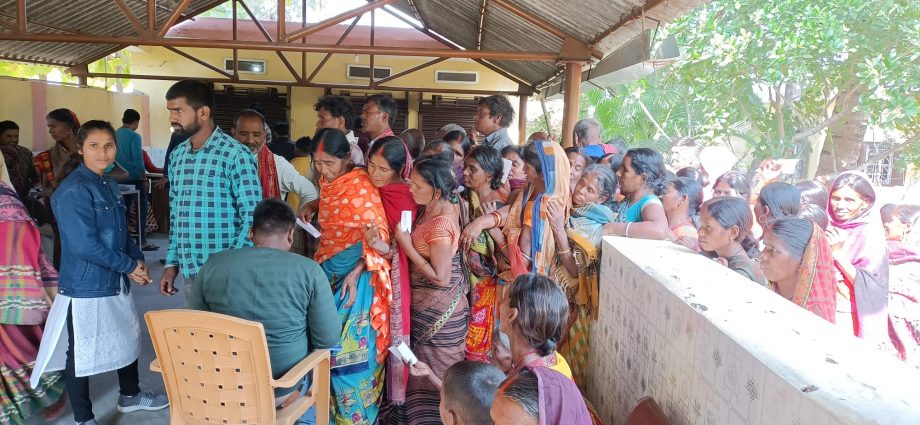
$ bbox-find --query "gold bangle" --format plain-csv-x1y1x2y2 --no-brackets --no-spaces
558,249,571,255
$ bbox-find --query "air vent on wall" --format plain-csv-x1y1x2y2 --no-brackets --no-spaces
435,70,479,84
347,64,392,81
223,58,266,74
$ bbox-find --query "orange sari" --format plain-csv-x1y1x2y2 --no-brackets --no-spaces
315,168,393,363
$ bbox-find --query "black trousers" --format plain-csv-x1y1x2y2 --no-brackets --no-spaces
64,305,140,422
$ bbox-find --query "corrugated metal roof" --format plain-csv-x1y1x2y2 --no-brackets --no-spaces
0,0,703,86
0,0,216,65
392,0,703,86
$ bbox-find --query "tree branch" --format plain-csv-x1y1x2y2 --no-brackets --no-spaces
791,85,860,143
855,133,920,172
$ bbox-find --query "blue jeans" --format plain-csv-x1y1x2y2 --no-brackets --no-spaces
293,374,315,425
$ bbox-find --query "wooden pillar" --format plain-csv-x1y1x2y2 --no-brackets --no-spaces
518,94,528,145
560,61,583,147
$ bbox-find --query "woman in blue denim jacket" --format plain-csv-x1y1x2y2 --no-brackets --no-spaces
36,120,168,425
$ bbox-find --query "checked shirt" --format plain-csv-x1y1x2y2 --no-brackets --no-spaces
166,127,262,278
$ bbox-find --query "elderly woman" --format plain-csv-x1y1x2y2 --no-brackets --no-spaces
824,172,889,344
392,158,469,424
760,217,837,322
365,135,417,406
547,165,616,389
459,145,510,362
312,128,392,424
0,182,67,423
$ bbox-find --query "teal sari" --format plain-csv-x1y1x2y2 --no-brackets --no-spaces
320,243,382,425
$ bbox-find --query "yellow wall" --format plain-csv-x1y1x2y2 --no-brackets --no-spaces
129,46,521,147
0,78,33,148
0,77,147,151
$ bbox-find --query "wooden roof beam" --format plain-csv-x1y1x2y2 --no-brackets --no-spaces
306,17,359,83
114,0,148,37
164,46,232,78
159,0,193,37
285,0,397,43
0,32,560,60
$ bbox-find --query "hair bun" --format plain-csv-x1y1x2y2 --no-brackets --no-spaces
538,338,557,356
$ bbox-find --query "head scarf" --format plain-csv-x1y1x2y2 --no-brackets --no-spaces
784,222,837,322
826,171,889,282
525,140,571,275
530,366,591,425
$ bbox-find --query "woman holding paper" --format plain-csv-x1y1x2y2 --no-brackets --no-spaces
392,158,469,424
313,129,392,425
459,145,510,362
365,135,417,408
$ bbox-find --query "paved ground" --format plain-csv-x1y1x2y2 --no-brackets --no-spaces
29,233,182,425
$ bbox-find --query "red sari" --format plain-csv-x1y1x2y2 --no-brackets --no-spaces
378,182,416,404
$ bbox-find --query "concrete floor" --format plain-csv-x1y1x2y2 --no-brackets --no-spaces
29,234,182,425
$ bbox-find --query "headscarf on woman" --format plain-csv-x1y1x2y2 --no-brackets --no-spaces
505,141,570,277
376,141,416,405
826,171,889,342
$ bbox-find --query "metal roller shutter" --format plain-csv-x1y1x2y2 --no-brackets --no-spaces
418,96,480,141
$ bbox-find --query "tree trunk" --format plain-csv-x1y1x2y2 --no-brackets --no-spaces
817,110,868,175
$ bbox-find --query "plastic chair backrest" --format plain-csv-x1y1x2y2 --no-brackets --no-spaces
625,396,670,425
146,309,277,424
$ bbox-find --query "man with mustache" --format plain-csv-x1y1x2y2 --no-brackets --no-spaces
158,80,262,301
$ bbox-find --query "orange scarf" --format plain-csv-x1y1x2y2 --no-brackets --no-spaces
257,145,280,199
315,168,392,363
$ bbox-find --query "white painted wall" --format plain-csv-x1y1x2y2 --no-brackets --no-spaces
590,237,920,425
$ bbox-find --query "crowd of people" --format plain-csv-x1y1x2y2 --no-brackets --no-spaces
0,78,917,425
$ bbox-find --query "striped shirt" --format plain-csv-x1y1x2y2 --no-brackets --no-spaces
166,127,262,278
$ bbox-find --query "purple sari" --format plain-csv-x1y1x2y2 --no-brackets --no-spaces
530,366,591,425
827,172,889,343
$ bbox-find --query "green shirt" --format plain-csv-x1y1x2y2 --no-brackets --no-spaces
188,246,341,392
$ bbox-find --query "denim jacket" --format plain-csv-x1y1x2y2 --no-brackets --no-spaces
51,164,144,297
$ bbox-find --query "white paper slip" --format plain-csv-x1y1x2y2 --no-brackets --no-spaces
388,341,418,365
296,218,322,238
400,210,413,233
501,158,513,183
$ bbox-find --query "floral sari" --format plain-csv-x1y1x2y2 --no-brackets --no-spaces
459,191,508,362
556,203,614,390
315,168,392,425
503,141,571,278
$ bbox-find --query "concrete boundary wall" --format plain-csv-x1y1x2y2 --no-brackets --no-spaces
588,236,920,425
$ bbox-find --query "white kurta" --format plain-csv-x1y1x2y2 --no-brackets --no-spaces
31,279,141,386
274,154,318,207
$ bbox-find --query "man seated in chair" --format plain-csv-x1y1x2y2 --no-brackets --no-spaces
188,199,341,424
